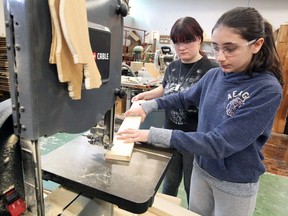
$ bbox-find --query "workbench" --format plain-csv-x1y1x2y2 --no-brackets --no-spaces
121,75,161,110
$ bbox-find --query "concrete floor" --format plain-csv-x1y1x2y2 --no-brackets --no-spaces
40,132,288,216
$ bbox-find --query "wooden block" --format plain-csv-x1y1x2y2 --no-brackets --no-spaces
129,30,140,41
139,211,158,216
59,0,102,89
277,24,288,43
49,0,70,82
113,205,136,216
138,193,182,216
144,63,161,79
105,116,141,161
130,61,143,72
45,187,79,215
149,196,200,216
49,14,57,64
105,100,144,161
115,98,126,114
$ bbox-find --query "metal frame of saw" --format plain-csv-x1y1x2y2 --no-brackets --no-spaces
4,0,127,214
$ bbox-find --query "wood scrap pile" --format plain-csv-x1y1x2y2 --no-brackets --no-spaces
0,36,10,99
48,0,102,100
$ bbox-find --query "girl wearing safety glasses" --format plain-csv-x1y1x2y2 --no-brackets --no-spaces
118,7,283,216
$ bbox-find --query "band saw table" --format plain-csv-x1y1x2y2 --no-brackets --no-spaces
42,136,173,214
1,0,173,215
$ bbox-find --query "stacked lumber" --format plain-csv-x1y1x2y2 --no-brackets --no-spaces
0,36,10,100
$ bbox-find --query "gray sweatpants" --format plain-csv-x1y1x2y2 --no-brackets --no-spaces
189,164,258,216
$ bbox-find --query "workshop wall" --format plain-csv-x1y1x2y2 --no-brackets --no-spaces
126,0,288,41
1,0,287,38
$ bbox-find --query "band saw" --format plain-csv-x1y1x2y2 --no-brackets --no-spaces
0,0,173,215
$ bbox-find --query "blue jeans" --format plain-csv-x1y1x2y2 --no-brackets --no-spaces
162,151,194,203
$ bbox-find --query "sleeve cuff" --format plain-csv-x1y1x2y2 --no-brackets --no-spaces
141,100,158,114
148,127,172,148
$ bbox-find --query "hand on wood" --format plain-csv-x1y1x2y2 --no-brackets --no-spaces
124,106,147,123
131,92,145,102
116,129,149,143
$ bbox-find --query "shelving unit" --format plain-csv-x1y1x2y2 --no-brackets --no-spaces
122,26,147,64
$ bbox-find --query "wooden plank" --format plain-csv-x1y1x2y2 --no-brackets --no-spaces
149,195,200,216
155,193,182,206
130,61,143,72
59,0,102,89
44,187,79,215
113,205,158,216
105,100,144,161
49,8,57,65
139,211,158,216
129,30,140,41
113,193,182,216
